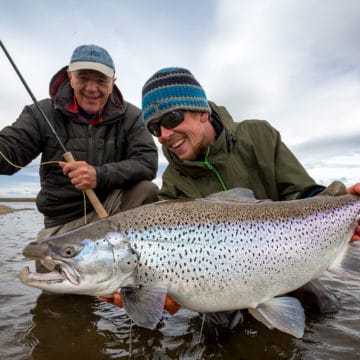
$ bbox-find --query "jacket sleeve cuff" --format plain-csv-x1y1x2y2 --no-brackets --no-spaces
95,166,108,189
297,184,326,199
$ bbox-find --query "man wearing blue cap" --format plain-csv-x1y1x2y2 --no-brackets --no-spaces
140,67,360,327
0,44,159,238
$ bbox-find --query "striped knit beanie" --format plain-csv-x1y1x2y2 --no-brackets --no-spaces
142,67,211,125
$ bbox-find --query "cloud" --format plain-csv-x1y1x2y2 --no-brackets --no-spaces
201,0,360,144
288,133,360,187
292,133,360,160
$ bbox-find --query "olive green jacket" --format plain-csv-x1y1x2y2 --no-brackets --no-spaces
159,101,318,201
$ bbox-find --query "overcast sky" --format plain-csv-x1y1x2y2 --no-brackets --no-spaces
1,0,360,197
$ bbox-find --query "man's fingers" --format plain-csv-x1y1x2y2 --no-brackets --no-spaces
113,292,123,307
99,292,123,307
164,294,180,314
347,183,360,195
99,296,115,305
99,292,180,314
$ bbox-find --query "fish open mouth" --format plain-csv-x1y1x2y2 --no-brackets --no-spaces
19,265,80,285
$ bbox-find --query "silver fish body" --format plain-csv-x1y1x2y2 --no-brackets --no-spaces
19,182,360,337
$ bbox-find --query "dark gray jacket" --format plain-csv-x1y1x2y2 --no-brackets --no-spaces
0,67,158,227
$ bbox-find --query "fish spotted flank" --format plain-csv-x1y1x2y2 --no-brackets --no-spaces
19,181,360,338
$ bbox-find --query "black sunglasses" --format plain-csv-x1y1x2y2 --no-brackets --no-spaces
147,110,185,137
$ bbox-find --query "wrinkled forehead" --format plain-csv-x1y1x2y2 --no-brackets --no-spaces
72,69,110,79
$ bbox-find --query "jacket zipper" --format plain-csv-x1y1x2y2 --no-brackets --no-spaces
87,124,94,164
200,147,228,191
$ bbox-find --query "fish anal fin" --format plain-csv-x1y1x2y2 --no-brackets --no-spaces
249,296,305,338
121,284,167,329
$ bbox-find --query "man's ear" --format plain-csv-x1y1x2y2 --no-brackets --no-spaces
200,111,210,123
67,71,74,88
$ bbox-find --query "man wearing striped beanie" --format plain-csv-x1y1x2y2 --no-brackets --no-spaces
142,67,330,199
140,67,359,328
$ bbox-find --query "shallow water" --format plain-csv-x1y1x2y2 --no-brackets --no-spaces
0,203,359,359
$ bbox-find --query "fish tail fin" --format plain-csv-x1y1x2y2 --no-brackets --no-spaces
249,296,305,338
121,284,167,329
328,241,360,279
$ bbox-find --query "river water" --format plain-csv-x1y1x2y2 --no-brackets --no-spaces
0,202,359,359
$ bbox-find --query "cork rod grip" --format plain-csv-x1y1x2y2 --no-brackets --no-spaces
63,152,108,219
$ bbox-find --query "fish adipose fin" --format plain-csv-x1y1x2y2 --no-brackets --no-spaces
121,284,167,329
317,181,347,196
248,296,305,338
328,241,360,279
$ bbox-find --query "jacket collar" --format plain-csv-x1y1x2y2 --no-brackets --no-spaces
49,66,126,123
163,112,236,177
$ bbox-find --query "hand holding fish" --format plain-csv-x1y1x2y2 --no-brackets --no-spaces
99,292,181,315
99,292,123,307
59,161,97,190
347,182,360,241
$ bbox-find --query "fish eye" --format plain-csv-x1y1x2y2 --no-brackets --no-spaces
62,246,76,258
48,240,85,258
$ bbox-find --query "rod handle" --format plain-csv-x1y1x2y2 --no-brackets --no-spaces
63,152,108,219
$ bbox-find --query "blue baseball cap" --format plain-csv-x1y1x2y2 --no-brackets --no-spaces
68,44,115,77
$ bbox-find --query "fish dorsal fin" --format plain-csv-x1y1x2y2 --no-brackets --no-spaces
121,284,167,329
248,296,305,338
205,187,257,203
318,181,347,196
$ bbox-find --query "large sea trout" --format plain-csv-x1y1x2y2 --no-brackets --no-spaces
19,181,360,338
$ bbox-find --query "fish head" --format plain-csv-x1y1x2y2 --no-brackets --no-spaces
19,231,138,297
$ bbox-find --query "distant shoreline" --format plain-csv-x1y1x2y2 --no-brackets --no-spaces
0,198,36,202
0,201,35,214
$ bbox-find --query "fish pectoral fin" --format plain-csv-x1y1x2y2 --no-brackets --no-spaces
120,284,167,330
248,296,305,338
328,241,360,279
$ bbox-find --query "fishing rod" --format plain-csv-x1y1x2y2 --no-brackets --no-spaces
0,40,108,219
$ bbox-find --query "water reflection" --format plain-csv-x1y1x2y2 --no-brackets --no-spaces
27,294,109,359
24,293,302,359
26,293,208,359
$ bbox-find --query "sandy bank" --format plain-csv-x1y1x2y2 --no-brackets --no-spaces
0,204,15,215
